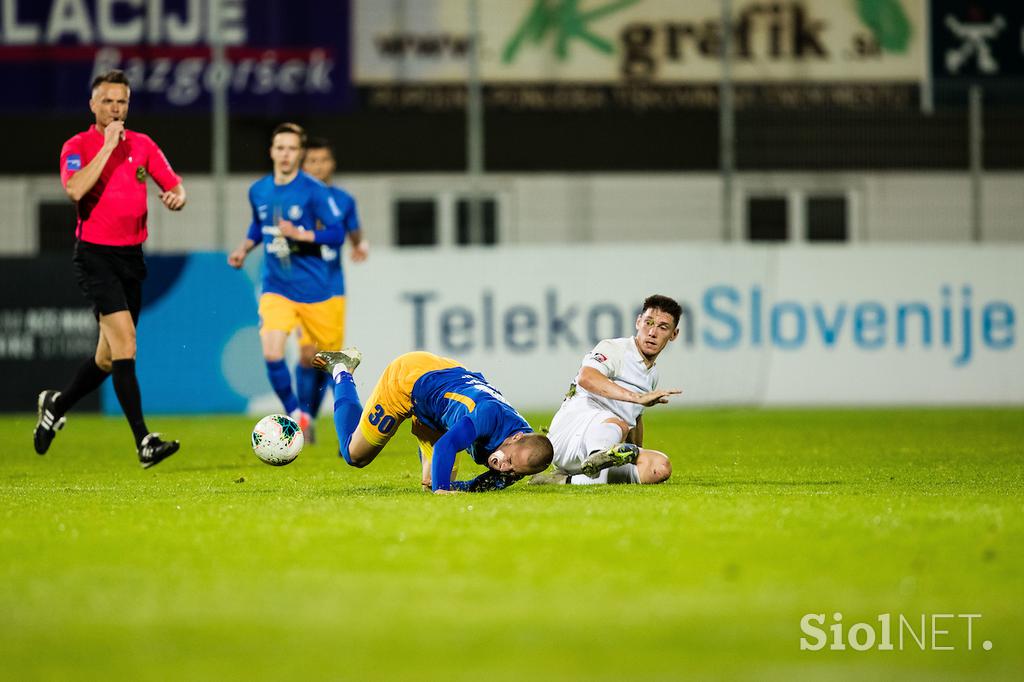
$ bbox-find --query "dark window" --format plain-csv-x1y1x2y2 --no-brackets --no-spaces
38,201,78,253
746,197,788,242
455,197,498,245
806,195,848,242
394,199,437,246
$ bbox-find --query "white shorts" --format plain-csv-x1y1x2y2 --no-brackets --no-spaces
548,398,624,475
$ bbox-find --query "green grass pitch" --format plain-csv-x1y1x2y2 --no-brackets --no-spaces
1,408,1021,680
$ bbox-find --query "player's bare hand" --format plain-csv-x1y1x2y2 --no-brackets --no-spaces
227,249,247,269
160,190,185,211
634,389,682,407
103,120,124,148
350,240,369,263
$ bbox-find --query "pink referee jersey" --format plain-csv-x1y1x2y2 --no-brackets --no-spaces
59,126,181,246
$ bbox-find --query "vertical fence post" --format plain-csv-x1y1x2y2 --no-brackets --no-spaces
968,85,983,242
466,0,485,246
720,0,735,242
211,40,229,250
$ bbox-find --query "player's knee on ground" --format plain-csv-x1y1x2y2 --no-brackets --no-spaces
638,450,671,484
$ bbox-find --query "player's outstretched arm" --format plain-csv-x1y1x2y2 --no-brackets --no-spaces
431,418,478,493
633,389,682,407
578,367,681,407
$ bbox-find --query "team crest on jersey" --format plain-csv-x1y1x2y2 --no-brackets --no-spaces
288,205,302,220
590,353,608,363
135,166,147,183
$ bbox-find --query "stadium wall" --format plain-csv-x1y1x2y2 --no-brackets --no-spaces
1,172,1023,256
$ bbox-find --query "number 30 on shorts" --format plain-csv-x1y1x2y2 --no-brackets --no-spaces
367,404,396,435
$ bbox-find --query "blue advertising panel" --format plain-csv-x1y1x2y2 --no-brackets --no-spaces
100,252,264,414
0,0,352,112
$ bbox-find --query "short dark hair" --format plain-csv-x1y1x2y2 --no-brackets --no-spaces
271,122,307,147
91,70,130,91
641,294,683,328
306,137,333,154
520,434,554,474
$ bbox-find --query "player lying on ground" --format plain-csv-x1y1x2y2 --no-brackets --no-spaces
311,349,553,493
533,294,682,486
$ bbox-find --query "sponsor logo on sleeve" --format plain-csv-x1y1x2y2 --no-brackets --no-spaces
590,353,608,363
65,154,81,171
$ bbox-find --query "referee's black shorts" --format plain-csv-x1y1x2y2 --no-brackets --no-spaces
72,240,147,324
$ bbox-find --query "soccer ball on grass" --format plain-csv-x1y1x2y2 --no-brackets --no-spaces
251,414,304,466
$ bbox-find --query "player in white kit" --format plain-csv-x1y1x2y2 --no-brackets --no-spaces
534,295,682,486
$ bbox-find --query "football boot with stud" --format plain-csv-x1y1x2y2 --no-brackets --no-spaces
581,442,640,478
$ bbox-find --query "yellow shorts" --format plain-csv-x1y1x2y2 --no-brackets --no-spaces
359,351,460,448
259,293,345,350
296,299,346,348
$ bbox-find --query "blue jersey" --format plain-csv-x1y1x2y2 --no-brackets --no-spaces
320,185,360,297
245,171,345,304
411,367,531,466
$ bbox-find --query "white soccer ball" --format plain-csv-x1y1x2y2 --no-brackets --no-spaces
251,414,304,466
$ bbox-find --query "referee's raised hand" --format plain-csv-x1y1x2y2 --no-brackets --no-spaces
103,120,124,148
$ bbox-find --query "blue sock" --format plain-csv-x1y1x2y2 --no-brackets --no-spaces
310,371,329,416
266,359,299,414
296,365,324,415
332,371,362,465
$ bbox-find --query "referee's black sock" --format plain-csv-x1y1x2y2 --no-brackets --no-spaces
55,357,111,416
111,359,149,447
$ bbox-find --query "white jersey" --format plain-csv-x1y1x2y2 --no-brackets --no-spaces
560,337,658,428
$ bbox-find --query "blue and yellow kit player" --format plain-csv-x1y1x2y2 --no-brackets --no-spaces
227,122,347,433
294,137,366,430
310,349,553,492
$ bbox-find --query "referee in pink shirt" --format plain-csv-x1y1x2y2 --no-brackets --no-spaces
33,70,186,468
